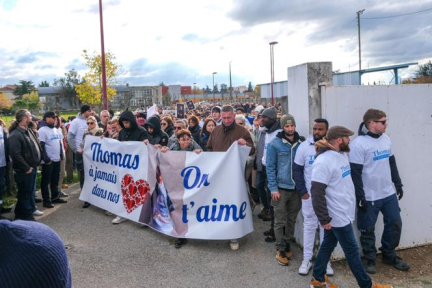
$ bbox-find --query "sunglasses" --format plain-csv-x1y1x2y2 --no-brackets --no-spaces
175,127,183,130
161,123,167,126
87,122,95,125
373,120,387,125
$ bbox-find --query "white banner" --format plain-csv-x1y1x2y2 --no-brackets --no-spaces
79,136,253,240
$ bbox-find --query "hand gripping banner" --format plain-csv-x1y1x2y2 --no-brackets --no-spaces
79,136,254,240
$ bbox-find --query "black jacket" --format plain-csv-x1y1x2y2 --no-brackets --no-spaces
165,125,174,138
188,124,201,146
145,116,169,146
9,126,42,173
118,111,149,142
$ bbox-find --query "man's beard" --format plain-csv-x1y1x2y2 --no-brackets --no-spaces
313,134,323,142
340,142,350,152
285,132,294,136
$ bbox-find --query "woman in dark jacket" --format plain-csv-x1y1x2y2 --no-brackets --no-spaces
144,116,169,146
188,116,201,146
200,118,216,152
161,116,174,138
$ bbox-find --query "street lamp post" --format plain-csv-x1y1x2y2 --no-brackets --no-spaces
212,72,217,104
99,0,108,110
229,61,233,101
269,41,278,106
193,82,196,102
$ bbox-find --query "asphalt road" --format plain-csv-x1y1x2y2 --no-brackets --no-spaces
9,184,366,288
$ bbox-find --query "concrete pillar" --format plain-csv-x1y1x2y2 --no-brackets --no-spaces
287,62,333,136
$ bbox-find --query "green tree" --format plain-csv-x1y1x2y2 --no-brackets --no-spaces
54,69,83,109
75,50,119,105
416,61,432,77
0,93,12,110
247,81,253,92
39,81,50,87
213,84,219,93
13,80,35,99
22,91,41,113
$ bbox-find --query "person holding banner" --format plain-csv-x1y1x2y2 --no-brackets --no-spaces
206,105,254,250
145,116,169,146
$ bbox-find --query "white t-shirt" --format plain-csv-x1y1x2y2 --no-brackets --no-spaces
262,128,282,166
38,126,64,162
311,150,356,228
0,126,6,167
68,116,87,151
294,135,316,192
349,134,395,201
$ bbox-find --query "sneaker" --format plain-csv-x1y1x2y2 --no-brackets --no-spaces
285,248,293,260
230,239,239,250
276,250,289,266
59,191,69,198
52,198,67,204
33,210,44,216
175,238,187,249
264,229,276,243
382,256,410,271
263,228,273,236
299,259,313,275
310,275,339,288
365,260,376,274
261,209,272,221
35,198,42,203
257,208,268,219
112,216,127,224
105,211,113,216
82,202,91,208
371,282,393,288
326,262,334,276
43,202,54,208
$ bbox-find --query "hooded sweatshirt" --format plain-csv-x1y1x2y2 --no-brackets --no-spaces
262,120,281,166
118,111,149,142
144,116,169,146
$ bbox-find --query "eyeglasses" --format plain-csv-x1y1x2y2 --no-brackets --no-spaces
373,120,387,125
87,122,95,125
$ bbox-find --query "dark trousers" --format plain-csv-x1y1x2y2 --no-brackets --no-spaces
357,193,402,262
256,170,269,210
41,161,61,203
14,168,37,220
313,223,372,288
263,166,275,229
0,166,5,204
76,153,85,189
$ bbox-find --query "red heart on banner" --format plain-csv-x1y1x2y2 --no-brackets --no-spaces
120,174,150,214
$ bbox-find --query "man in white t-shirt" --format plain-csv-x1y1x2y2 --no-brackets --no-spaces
349,109,409,274
293,118,333,276
39,111,67,209
310,126,391,288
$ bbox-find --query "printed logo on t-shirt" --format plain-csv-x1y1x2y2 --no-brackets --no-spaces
50,134,61,141
340,165,351,178
308,155,315,165
372,149,390,161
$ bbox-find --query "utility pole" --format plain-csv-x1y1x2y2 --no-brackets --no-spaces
269,41,278,106
357,9,365,72
229,61,233,101
99,0,108,110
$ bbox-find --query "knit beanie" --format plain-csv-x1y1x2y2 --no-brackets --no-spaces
280,114,296,127
0,220,72,288
261,107,277,120
80,104,91,114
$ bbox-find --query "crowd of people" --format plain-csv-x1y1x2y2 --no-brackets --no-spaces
0,101,408,288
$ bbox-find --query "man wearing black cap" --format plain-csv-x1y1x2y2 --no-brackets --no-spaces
350,109,409,274
310,126,392,288
67,105,93,200
38,111,67,209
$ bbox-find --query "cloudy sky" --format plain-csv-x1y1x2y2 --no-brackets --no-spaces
1,0,431,89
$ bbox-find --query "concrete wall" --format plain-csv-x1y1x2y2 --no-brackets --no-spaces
321,83,432,258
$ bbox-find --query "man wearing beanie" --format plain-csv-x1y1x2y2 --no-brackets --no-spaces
266,114,303,266
293,118,334,276
0,219,72,288
349,109,409,274
260,107,281,242
310,126,392,288
38,111,67,209
67,105,93,207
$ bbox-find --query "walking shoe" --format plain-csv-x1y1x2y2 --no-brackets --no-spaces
82,202,91,208
33,210,44,216
105,211,113,216
285,248,293,260
0,206,12,213
175,238,188,249
326,262,334,276
62,184,69,189
59,191,69,198
310,275,339,288
35,198,42,203
263,228,273,236
230,239,239,250
382,256,410,271
112,216,127,224
261,209,272,221
365,260,376,274
52,198,67,204
371,282,393,288
257,208,268,219
43,202,54,208
299,259,313,275
264,228,276,242
276,250,289,266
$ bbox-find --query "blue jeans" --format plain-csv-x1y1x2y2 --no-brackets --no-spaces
256,170,269,210
14,168,37,220
313,223,372,288
357,193,402,262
